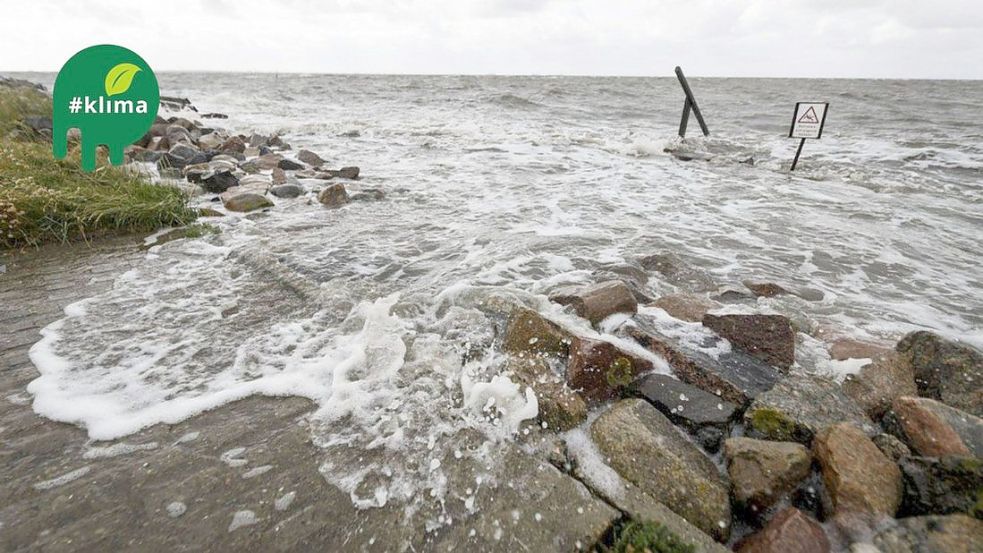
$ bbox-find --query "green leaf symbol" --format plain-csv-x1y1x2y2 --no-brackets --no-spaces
104,63,142,96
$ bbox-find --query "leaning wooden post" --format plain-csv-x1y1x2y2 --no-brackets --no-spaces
675,66,709,138
788,102,829,171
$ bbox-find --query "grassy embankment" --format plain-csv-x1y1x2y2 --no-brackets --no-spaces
0,82,196,249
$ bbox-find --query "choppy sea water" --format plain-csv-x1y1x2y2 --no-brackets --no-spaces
14,73,983,517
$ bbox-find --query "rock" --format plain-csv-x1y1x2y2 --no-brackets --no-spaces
223,193,273,213
506,356,586,432
872,433,911,462
501,306,572,359
146,136,169,152
220,136,246,154
201,112,228,119
652,294,721,323
627,326,780,407
841,352,918,420
550,280,638,326
887,396,981,457
742,281,790,298
198,132,225,150
159,96,196,111
724,438,812,513
318,183,349,208
271,167,287,185
631,373,737,450
335,166,360,179
248,133,269,147
590,399,731,540
201,170,239,194
566,338,652,403
126,146,161,163
591,262,653,303
813,423,902,517
270,184,303,199
735,507,830,553
169,117,196,131
167,142,200,162
254,153,284,170
896,331,983,416
297,149,326,167
745,373,876,444
871,514,983,553
350,188,386,201
638,252,719,292
898,456,983,518
278,158,305,171
268,135,289,149
197,208,224,217
702,314,795,370
829,339,892,361
166,124,195,145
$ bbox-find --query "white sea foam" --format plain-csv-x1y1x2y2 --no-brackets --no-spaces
83,441,158,459
34,466,91,490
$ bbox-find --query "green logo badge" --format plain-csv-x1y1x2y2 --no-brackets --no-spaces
53,45,159,172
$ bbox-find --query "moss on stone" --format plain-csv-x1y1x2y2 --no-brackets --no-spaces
609,520,696,553
606,357,635,389
747,407,799,442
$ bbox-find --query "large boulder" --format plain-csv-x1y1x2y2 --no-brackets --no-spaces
223,192,273,213
318,183,349,208
506,356,586,432
735,507,830,553
886,396,982,457
632,373,738,452
813,423,902,517
744,373,876,444
899,456,983,518
550,280,638,326
566,338,652,403
590,399,731,541
501,307,572,359
871,514,983,553
627,326,780,407
724,437,812,513
841,352,918,420
702,313,795,370
896,331,983,416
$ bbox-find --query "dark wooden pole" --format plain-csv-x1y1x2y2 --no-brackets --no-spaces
678,100,691,138
674,66,709,137
790,138,806,171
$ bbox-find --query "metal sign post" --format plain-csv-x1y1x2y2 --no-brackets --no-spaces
788,102,829,171
675,66,709,138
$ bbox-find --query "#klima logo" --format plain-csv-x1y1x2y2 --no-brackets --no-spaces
53,44,159,172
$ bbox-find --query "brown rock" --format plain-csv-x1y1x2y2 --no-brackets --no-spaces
813,423,902,517
842,352,918,420
254,153,284,170
566,337,652,403
652,293,721,323
896,331,983,416
702,313,795,370
219,135,245,154
271,167,287,185
506,356,586,432
889,396,975,457
318,183,349,208
829,338,892,361
742,281,790,298
550,281,638,326
222,193,273,213
297,149,325,167
501,307,572,359
736,507,830,553
724,437,812,513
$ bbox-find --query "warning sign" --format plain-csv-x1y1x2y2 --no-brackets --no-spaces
789,102,828,139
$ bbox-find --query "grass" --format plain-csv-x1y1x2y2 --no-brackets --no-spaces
607,521,696,553
1,85,196,249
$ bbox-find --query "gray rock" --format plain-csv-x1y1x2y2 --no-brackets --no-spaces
871,514,983,553
631,373,737,450
278,158,305,171
550,280,638,326
897,331,983,416
590,399,731,541
899,456,983,518
223,193,273,213
872,433,911,462
350,188,386,201
744,374,876,444
270,184,303,199
627,325,780,407
638,252,719,292
702,313,795,370
297,149,326,167
201,170,239,194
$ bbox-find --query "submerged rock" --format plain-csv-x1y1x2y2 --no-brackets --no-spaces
742,281,790,298
652,293,721,323
898,455,983,518
896,331,983,416
724,437,812,513
871,514,983,553
590,399,731,541
318,183,349,208
270,184,303,199
628,326,780,407
638,252,719,293
201,170,239,194
501,306,572,359
566,337,652,403
506,356,586,432
278,158,305,171
735,507,830,553
744,373,876,444
702,313,795,370
813,423,902,518
297,149,326,167
631,373,737,451
886,396,982,457
223,193,273,213
550,280,637,326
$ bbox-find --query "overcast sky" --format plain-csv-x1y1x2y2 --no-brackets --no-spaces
2,0,981,78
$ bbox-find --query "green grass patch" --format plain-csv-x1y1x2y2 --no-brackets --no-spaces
607,520,696,553
1,84,196,249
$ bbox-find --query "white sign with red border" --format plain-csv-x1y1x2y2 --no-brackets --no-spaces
789,102,828,139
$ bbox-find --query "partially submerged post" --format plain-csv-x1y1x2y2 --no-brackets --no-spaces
788,102,829,171
674,66,709,138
